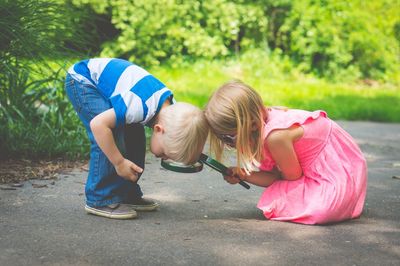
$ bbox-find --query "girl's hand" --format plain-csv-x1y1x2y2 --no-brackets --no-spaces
223,167,246,185
115,159,143,182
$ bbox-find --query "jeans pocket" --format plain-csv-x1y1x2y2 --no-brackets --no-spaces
81,85,111,119
65,77,83,114
65,76,75,87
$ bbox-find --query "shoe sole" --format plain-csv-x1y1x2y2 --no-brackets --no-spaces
85,205,137,219
128,202,159,212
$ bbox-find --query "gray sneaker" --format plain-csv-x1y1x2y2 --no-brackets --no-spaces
123,197,159,211
85,203,137,219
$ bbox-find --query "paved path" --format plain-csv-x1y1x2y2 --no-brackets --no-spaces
1,121,399,265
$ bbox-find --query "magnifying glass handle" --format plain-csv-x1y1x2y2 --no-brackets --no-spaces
199,153,250,190
238,180,251,189
226,168,250,189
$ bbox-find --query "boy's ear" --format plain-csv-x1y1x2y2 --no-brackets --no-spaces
154,124,164,133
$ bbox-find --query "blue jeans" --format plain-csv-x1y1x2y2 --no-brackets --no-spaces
65,74,144,207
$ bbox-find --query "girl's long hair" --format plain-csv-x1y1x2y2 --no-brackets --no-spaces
204,80,267,174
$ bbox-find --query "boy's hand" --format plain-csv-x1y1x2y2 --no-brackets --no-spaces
115,159,143,182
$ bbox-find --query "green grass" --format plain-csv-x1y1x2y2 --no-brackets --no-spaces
152,56,400,122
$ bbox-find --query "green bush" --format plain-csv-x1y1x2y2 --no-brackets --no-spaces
0,0,90,159
73,0,268,66
275,0,400,81
72,0,399,81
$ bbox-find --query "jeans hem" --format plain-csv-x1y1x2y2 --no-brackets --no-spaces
86,195,124,208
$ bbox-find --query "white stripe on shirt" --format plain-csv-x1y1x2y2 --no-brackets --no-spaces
143,87,170,124
87,58,113,84
122,91,145,124
111,64,150,97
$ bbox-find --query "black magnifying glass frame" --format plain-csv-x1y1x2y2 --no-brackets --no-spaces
161,153,250,189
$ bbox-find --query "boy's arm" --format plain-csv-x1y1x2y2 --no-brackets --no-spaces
90,109,143,181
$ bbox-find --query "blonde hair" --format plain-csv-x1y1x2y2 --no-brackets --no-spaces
204,80,267,174
159,102,209,164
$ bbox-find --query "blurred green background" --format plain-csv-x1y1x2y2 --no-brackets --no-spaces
1,0,399,160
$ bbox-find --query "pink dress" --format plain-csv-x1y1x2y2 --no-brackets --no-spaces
257,108,367,224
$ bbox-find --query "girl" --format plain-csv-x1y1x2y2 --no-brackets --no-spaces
204,80,367,225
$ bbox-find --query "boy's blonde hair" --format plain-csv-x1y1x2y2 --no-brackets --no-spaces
159,102,209,165
204,80,267,174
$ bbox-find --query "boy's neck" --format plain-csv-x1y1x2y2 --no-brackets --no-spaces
160,99,171,109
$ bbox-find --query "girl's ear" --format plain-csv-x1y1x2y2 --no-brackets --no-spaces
154,124,165,133
251,121,259,132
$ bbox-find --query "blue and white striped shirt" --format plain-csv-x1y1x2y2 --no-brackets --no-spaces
67,58,173,126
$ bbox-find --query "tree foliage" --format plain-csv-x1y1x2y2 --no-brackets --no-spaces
72,0,399,81
73,0,268,66
275,0,400,79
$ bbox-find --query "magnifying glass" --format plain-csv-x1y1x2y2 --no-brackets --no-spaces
161,153,250,189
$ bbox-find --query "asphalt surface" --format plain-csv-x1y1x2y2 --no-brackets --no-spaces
0,121,399,266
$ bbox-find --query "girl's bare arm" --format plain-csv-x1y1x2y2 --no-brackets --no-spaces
241,169,281,187
224,167,281,187
266,126,303,181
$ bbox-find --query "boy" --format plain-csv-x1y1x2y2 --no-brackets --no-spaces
65,58,208,219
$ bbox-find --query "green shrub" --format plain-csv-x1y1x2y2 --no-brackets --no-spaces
72,0,399,81
276,0,400,81
0,0,90,159
73,0,268,66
